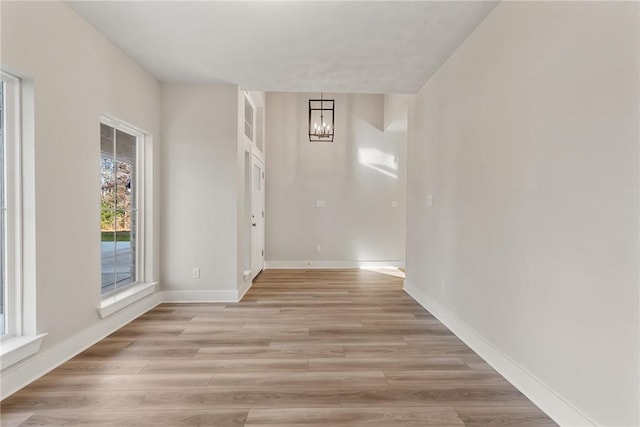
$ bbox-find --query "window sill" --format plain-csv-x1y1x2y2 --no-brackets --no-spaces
98,282,158,319
0,333,47,371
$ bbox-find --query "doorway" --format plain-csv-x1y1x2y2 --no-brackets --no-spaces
251,155,265,279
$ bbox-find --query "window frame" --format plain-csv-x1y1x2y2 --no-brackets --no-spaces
0,70,45,371
99,115,146,298
1,70,23,342
243,93,255,143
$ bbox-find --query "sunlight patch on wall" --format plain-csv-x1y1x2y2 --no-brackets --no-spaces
358,147,399,179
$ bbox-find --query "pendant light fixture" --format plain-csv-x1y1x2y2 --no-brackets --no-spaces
308,93,335,142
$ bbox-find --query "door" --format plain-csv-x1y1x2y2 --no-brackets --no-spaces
251,156,265,279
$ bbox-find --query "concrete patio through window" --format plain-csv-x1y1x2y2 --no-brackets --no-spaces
100,241,133,293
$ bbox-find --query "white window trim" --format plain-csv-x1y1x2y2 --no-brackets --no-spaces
243,92,256,144
98,115,155,318
0,71,45,370
2,71,21,342
1,333,47,370
98,281,157,319
242,91,265,160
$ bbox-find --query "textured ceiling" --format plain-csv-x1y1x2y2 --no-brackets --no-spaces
66,1,497,93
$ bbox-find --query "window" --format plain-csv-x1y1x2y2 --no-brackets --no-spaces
0,71,45,368
244,95,254,142
1,71,20,340
1,75,5,336
100,119,142,295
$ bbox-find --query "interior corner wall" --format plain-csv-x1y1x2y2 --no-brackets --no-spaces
0,1,161,397
160,83,240,300
265,92,406,266
405,2,639,426
383,94,412,131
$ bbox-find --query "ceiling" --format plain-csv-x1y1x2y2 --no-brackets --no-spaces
66,1,497,94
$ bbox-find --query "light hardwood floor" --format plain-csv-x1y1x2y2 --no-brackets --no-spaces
1,269,556,426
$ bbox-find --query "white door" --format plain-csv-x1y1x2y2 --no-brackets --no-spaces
251,156,265,279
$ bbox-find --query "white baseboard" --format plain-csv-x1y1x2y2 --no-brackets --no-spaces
264,260,405,269
237,279,253,301
403,282,595,427
0,291,161,400
161,289,239,303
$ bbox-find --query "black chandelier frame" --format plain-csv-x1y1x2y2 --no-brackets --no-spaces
308,95,335,142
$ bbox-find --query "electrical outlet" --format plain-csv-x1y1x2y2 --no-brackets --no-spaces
391,201,399,208
315,244,321,253
427,195,433,206
193,268,200,279
316,200,326,208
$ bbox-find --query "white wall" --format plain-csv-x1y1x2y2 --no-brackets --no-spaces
161,84,240,300
383,94,412,132
265,92,406,266
404,2,639,426
0,1,161,396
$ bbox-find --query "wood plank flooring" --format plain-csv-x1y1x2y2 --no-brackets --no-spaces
1,269,556,426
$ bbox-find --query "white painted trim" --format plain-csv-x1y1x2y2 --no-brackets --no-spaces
403,282,596,427
264,260,405,269
161,290,239,303
98,282,158,319
99,116,149,288
0,333,46,371
2,71,24,340
0,293,160,400
237,279,253,301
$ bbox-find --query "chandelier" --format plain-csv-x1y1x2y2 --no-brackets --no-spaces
308,93,335,142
